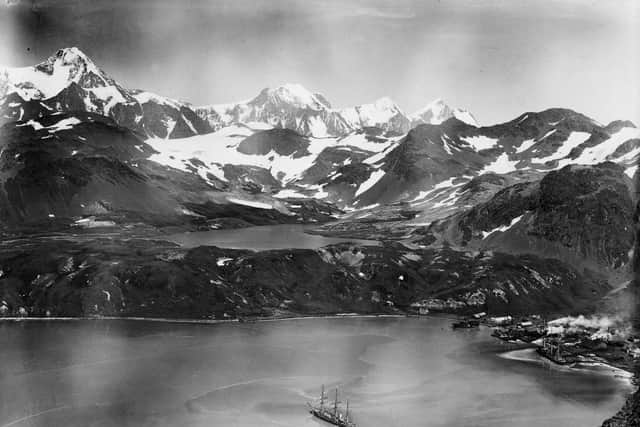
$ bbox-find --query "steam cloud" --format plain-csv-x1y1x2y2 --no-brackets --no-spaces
546,315,629,340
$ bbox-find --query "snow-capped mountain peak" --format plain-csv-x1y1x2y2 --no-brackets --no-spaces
0,47,115,101
47,47,98,73
410,98,450,123
452,109,479,127
410,98,478,127
194,86,481,137
252,83,331,110
0,47,213,139
338,96,408,133
372,96,399,110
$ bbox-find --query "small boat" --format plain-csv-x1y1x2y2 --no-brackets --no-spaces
452,319,480,329
308,385,356,427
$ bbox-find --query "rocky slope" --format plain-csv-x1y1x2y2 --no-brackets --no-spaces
0,113,339,233
156,107,639,214
0,47,211,138
601,170,640,427
0,237,610,319
353,109,639,207
603,389,640,427
419,162,635,275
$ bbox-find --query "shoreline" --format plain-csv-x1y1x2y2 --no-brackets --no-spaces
0,312,434,325
499,347,636,386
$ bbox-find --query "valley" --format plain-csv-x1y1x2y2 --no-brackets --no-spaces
0,48,637,322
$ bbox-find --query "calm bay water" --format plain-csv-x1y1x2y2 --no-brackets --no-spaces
164,224,379,250
0,317,632,427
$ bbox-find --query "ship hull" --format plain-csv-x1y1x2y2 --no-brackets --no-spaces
309,408,354,427
536,347,572,365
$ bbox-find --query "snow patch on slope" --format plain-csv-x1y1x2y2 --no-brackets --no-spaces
410,177,466,203
515,139,536,154
480,153,519,175
568,127,640,166
47,117,82,132
355,169,386,197
461,135,498,151
17,116,81,133
532,132,591,164
227,197,273,210
482,215,524,239
625,165,638,178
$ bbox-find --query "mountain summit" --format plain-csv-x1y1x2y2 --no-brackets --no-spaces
410,98,478,127
196,84,352,136
196,85,473,137
253,84,331,110
0,47,211,138
0,47,114,101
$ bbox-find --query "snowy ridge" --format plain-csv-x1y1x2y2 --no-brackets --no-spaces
131,90,186,110
196,84,474,137
0,47,209,139
1,47,479,139
260,83,330,109
0,47,111,100
410,98,478,127
339,97,408,132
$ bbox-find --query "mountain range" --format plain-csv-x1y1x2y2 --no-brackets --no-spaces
0,47,638,322
195,84,478,136
0,48,477,139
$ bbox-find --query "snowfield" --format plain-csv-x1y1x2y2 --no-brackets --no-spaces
147,125,398,185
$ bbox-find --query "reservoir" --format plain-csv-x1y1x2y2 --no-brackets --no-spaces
0,317,632,427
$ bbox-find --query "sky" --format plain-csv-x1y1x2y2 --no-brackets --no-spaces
0,0,638,125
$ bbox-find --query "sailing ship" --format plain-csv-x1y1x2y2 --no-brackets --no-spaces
308,385,356,427
537,337,571,365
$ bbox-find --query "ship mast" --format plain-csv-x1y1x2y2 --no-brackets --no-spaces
333,388,339,416
320,384,326,410
556,340,562,361
346,399,350,422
